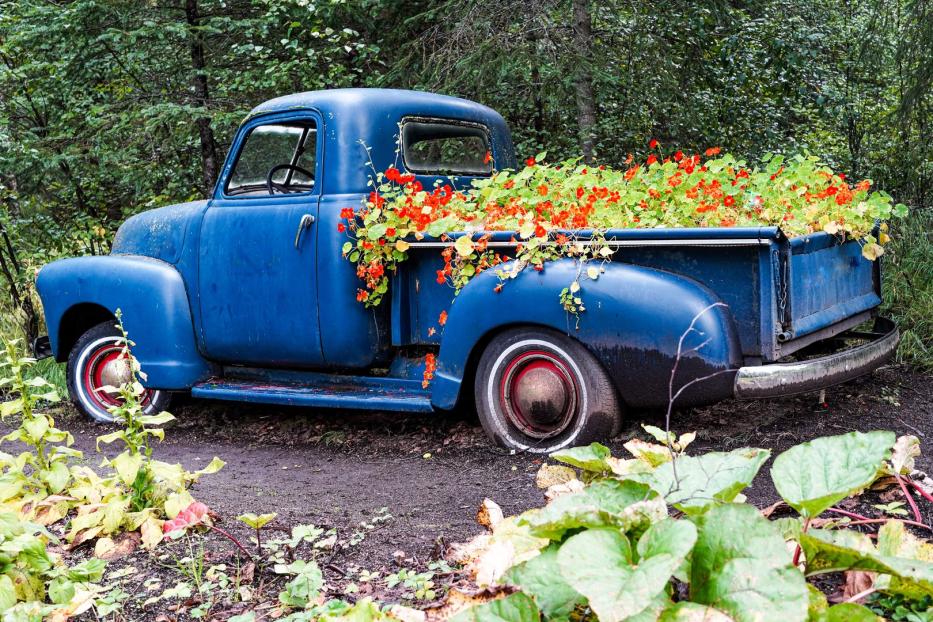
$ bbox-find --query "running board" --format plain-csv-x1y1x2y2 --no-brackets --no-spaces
191,374,434,413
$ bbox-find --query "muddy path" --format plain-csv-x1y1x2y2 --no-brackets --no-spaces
43,365,932,570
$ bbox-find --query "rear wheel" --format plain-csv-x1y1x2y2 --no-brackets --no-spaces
474,327,621,453
66,321,171,423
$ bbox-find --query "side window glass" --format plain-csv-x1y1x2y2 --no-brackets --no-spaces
401,119,492,177
226,122,316,196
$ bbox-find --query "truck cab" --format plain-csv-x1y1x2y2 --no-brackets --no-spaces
35,88,898,453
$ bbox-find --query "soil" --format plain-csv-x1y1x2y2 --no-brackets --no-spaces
9,364,933,619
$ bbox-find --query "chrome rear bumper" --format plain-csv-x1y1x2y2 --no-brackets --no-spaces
734,318,899,399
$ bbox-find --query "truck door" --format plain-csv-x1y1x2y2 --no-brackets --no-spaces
198,111,324,367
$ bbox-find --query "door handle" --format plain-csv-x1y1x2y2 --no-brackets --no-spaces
294,213,315,249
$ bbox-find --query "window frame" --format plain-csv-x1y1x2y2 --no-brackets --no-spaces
399,116,494,178
220,111,322,200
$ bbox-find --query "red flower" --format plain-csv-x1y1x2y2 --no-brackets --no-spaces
422,353,437,388
340,208,355,219
526,156,536,167
537,184,548,196
484,151,493,164
438,310,448,326
356,289,369,302
385,166,400,182
705,147,721,157
535,224,547,238
649,138,659,150
386,227,396,237
723,195,735,207
337,223,346,233
646,154,658,166
503,180,515,189
674,151,684,162
556,234,569,245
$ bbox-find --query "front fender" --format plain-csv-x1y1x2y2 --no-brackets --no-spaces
36,255,214,389
431,258,742,410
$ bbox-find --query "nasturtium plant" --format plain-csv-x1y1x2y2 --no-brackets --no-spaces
341,149,907,316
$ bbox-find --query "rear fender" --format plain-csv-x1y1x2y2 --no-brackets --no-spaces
36,256,214,389
431,258,742,410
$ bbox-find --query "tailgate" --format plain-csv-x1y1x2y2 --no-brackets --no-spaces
786,234,881,339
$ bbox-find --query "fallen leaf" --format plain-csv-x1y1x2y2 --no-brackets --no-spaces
535,464,576,490
477,499,504,530
841,570,875,603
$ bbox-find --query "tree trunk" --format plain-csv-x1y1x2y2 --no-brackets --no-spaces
572,0,597,163
184,0,219,193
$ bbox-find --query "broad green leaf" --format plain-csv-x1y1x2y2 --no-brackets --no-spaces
95,430,126,450
165,490,196,519
450,592,540,622
557,526,689,622
690,504,808,622
0,398,23,418
519,479,666,540
659,602,734,621
503,545,582,620
770,431,895,518
40,460,70,494
641,448,769,513
0,574,14,611
799,527,933,599
109,450,143,486
549,443,611,472
824,604,881,622
22,415,49,442
195,456,226,476
137,411,175,426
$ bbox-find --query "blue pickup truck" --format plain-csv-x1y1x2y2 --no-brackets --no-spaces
35,88,898,453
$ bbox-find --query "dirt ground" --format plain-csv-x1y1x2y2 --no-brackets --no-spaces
14,364,933,618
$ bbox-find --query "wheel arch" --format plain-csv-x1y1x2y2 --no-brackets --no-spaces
36,255,216,389
430,258,742,410
55,303,116,364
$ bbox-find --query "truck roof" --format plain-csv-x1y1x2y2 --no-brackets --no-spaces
250,88,505,125
245,89,518,191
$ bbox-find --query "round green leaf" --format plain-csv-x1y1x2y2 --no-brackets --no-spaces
770,431,895,518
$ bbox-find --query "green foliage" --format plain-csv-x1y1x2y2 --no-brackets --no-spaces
0,511,106,615
454,429,933,622
770,431,896,518
0,340,80,519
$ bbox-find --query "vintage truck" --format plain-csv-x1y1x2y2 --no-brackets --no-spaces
35,88,899,453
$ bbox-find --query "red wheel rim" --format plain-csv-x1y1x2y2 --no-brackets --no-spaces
499,350,579,439
82,342,154,413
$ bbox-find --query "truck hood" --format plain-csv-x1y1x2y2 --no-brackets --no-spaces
111,200,208,264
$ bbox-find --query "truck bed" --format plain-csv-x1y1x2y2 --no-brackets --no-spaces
393,227,881,364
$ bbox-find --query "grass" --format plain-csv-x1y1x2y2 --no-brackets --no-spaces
883,208,933,370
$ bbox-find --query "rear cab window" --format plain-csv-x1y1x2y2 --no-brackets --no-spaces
400,118,493,177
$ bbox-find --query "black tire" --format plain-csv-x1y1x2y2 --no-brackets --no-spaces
474,327,621,453
66,321,172,423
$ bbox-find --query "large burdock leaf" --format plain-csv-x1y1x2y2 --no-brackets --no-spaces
690,504,808,622
519,479,666,541
503,545,582,620
557,521,695,622
799,527,933,599
549,443,612,472
449,592,541,622
770,431,895,518
642,448,770,514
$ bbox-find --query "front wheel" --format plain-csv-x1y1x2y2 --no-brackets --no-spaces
66,321,172,423
474,327,621,453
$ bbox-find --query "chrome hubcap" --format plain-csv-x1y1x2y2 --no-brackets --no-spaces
99,356,133,388
500,350,578,439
